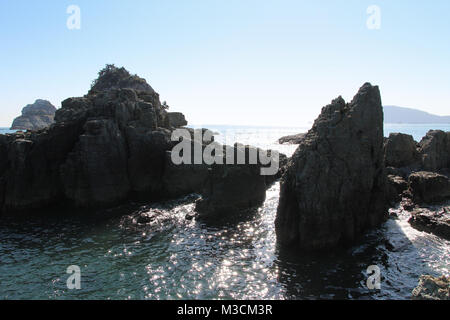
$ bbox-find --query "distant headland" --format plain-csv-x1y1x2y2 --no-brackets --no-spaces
384,105,450,124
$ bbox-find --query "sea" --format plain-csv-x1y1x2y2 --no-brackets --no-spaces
0,124,449,300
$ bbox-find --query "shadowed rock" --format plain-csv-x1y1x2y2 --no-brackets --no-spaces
0,65,189,214
384,133,419,168
408,171,450,204
276,83,387,250
10,99,56,131
418,130,450,172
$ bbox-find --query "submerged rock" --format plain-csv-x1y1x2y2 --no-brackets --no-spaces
278,133,306,145
276,83,387,250
412,275,449,300
10,99,56,131
408,171,450,204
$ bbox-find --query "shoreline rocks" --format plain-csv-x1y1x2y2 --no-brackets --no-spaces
276,83,387,250
412,275,449,300
0,65,192,214
408,207,450,240
10,99,56,131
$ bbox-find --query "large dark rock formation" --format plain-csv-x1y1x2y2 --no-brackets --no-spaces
0,66,190,214
195,145,280,219
276,83,387,250
1,65,283,218
10,99,56,130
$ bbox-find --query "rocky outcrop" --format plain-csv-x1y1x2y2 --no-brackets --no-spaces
412,275,449,300
195,145,279,219
278,133,306,145
418,130,450,172
384,133,419,168
276,83,387,250
408,171,450,204
167,112,188,128
408,207,450,240
386,175,408,204
10,99,56,130
0,66,191,214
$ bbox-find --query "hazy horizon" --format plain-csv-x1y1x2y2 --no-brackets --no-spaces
1,0,450,127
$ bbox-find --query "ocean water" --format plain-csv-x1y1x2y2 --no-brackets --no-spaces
0,124,449,300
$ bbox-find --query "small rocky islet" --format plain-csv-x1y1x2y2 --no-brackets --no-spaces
10,99,56,131
1,65,449,299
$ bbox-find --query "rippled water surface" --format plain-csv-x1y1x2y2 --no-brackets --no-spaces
0,125,449,299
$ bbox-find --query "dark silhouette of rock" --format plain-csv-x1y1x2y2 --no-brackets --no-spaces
278,133,306,145
276,83,387,250
418,130,450,172
10,99,56,130
412,275,449,300
387,175,408,204
167,112,188,128
408,207,450,240
195,145,284,219
0,66,189,214
408,171,450,204
384,133,419,168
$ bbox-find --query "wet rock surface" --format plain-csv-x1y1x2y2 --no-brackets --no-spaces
412,275,449,300
276,83,387,250
10,99,56,131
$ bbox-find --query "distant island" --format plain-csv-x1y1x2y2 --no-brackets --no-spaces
10,99,56,130
384,105,450,124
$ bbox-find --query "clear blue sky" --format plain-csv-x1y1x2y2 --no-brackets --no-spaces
0,0,449,126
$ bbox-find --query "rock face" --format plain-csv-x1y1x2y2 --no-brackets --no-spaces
276,83,387,250
384,133,419,168
167,112,188,128
0,65,192,214
10,99,56,130
408,207,450,240
386,175,408,204
278,133,306,145
412,275,449,300
418,130,450,172
408,171,450,204
195,145,271,219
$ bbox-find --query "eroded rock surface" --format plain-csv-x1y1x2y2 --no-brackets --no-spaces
276,83,387,250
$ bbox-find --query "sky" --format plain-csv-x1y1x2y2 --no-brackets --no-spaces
0,0,449,127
